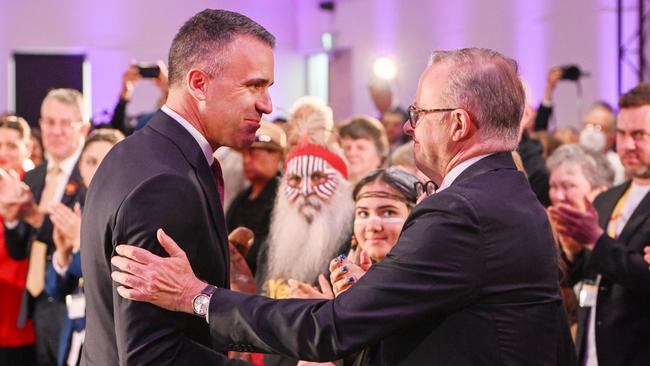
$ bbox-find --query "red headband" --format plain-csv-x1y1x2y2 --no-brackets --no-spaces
284,143,348,179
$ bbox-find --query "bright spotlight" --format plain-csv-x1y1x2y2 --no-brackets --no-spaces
373,57,397,80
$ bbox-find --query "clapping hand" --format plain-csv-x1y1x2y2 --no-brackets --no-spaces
0,168,31,221
548,197,604,250
50,203,81,267
328,250,372,297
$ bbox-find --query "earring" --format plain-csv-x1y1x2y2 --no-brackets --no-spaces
350,234,358,249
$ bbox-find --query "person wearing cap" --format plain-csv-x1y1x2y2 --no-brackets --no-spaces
226,120,286,275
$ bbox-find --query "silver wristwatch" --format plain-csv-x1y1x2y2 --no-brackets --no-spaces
192,284,217,317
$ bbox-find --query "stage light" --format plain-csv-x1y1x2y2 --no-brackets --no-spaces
373,57,397,80
321,32,333,51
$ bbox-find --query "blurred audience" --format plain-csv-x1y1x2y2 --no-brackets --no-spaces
254,97,351,366
533,65,626,185
546,144,614,336
109,62,169,136
226,121,286,274
0,115,36,366
339,116,389,183
1,88,89,366
549,83,650,365
380,107,410,156
45,128,123,366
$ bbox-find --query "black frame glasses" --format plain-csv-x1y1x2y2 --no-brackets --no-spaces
414,180,437,198
407,104,456,129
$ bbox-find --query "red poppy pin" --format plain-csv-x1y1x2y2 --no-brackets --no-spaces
65,181,78,196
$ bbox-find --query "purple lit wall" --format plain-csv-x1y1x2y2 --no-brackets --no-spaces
0,0,634,128
295,0,624,128
0,0,303,122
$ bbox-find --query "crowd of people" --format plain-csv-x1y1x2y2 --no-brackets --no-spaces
0,8,649,366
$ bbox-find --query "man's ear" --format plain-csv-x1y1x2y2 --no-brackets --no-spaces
186,68,208,101
450,109,473,142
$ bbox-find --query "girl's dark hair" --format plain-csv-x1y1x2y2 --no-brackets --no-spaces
83,128,125,153
353,167,419,207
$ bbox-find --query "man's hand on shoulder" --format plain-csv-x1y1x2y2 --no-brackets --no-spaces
111,228,206,314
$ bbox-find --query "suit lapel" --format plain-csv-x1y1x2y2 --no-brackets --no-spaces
146,111,228,264
28,163,47,203
617,185,650,242
596,182,630,230
60,165,84,207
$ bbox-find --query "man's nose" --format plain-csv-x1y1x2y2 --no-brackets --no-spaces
257,91,273,115
403,121,414,137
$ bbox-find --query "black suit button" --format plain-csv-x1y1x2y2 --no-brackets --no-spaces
596,321,602,326
599,286,607,291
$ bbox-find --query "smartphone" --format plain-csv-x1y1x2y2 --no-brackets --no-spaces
137,64,161,78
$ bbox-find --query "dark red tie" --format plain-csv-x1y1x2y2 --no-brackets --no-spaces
211,160,225,207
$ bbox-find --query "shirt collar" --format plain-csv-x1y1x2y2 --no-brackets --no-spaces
161,105,215,166
48,146,82,175
437,153,493,192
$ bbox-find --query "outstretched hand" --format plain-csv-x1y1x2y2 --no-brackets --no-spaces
111,228,206,314
644,246,650,270
288,274,334,300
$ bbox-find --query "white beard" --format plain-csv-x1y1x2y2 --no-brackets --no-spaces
266,177,354,283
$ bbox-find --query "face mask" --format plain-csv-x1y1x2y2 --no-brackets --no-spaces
579,127,606,152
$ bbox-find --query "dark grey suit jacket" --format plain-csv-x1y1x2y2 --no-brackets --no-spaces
80,111,246,365
206,152,574,365
565,181,650,365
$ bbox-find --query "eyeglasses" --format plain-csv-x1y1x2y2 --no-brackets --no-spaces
414,180,437,198
407,105,456,129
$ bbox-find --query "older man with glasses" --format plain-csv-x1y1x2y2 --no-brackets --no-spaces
110,48,576,365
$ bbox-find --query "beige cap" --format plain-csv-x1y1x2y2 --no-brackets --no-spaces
251,120,287,152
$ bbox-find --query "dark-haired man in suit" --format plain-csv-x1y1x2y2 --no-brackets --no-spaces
80,8,275,366
551,83,650,366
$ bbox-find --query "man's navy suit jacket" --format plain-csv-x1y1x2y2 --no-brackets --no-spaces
207,152,575,365
80,111,246,365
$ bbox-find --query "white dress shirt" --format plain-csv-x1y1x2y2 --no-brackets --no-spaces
161,105,215,166
437,153,493,193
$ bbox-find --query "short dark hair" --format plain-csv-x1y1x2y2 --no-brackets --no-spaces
168,9,275,87
339,115,389,162
83,128,125,154
619,83,650,109
353,167,420,207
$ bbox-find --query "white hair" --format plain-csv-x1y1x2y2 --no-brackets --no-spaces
266,175,354,283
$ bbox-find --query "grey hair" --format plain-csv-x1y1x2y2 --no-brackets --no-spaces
168,9,275,87
428,48,524,149
41,88,89,123
546,144,614,188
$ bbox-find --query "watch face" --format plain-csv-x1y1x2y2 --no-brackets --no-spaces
193,294,209,316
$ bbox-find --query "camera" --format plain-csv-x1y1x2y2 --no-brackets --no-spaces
560,64,588,81
136,64,161,78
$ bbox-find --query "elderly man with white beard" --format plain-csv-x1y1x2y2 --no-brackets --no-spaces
259,141,354,302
